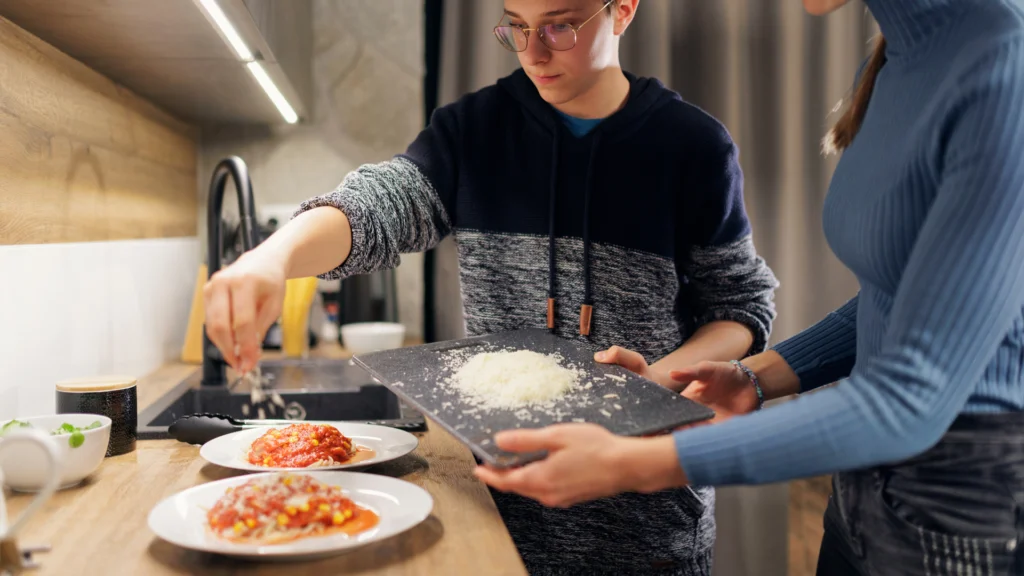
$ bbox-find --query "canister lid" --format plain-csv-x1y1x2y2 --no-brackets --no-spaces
55,376,137,392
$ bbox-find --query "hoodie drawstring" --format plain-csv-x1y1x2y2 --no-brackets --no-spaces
547,131,560,331
546,131,601,337
580,133,601,336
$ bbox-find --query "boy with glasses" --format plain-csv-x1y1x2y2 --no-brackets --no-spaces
203,1,778,573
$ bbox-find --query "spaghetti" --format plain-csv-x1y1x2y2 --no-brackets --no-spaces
206,473,379,544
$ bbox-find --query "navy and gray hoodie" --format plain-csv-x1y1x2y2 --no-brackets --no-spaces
297,69,778,575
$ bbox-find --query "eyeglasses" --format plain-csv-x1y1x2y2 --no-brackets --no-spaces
494,1,615,53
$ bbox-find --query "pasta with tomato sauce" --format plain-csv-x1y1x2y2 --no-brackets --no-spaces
247,423,365,468
206,473,379,543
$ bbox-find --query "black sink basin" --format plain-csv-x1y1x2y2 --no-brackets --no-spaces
138,357,426,440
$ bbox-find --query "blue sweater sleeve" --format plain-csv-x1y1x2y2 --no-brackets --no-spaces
674,41,1024,486
772,295,858,392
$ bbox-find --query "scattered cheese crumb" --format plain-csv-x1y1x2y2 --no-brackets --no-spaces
599,409,612,418
603,393,619,399
606,374,627,383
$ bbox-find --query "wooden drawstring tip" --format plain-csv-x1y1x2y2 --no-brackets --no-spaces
547,298,556,330
579,304,593,336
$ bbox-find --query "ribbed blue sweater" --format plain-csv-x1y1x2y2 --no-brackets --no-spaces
676,0,1024,485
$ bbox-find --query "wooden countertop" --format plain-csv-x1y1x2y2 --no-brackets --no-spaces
5,345,527,576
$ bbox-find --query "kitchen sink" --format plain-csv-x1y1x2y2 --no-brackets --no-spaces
138,357,426,440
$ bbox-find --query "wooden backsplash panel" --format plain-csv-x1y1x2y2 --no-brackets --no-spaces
0,16,197,245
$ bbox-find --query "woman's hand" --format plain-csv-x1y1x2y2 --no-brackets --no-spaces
672,361,761,425
203,250,288,373
594,347,678,390
473,424,686,508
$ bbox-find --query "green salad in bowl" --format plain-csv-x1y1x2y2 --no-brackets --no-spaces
0,414,113,491
1,418,104,448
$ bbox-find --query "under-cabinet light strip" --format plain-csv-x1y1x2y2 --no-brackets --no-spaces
195,0,299,123
246,61,299,124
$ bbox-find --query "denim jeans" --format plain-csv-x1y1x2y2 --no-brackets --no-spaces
816,413,1024,576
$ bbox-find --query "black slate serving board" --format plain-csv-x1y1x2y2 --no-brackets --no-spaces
351,329,715,468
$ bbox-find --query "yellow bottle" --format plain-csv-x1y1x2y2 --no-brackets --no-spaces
281,277,319,358
181,264,209,364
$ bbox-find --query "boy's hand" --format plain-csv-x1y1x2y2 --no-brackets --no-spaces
203,250,287,373
594,346,677,391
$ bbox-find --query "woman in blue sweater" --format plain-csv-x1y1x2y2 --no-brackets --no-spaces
477,0,1024,574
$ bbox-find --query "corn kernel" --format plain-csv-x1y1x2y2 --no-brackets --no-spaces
300,503,310,512
286,506,297,516
245,518,256,528
309,433,317,439
282,476,292,486
332,512,344,525
233,522,244,533
344,509,353,519
289,436,297,443
311,439,319,447
319,503,331,512
277,514,289,526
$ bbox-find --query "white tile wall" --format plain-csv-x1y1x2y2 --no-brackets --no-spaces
0,237,199,420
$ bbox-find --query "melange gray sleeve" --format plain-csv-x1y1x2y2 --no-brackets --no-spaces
686,235,779,354
293,157,452,280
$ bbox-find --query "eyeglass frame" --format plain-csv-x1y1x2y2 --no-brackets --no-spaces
493,0,616,53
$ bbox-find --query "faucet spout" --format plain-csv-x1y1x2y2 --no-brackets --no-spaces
202,156,258,387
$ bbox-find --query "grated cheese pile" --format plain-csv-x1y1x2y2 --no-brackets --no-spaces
449,350,581,410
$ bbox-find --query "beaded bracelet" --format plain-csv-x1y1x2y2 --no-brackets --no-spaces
730,360,765,411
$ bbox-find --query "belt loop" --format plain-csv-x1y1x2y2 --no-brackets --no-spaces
872,468,885,492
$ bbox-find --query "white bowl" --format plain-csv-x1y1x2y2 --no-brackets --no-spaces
0,414,112,491
340,322,406,355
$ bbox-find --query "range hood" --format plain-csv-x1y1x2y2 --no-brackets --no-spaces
0,0,312,125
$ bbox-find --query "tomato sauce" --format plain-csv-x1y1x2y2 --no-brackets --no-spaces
247,423,357,468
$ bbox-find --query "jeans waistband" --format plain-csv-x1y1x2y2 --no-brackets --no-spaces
948,411,1024,434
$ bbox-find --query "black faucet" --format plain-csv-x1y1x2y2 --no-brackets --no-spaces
202,156,258,387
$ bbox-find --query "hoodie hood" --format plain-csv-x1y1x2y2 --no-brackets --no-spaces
497,68,680,141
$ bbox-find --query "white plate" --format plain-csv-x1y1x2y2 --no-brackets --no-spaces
147,471,434,560
199,423,418,472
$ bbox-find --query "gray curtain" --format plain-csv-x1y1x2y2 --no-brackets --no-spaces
433,2,876,574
